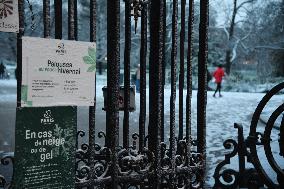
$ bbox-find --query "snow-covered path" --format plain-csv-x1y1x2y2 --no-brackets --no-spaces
0,79,283,187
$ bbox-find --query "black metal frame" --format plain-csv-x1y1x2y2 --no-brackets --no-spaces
213,82,284,189
0,0,210,188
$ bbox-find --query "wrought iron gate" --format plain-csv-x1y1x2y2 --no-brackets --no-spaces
0,0,209,188
213,82,284,189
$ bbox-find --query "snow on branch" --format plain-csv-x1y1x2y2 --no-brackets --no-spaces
223,25,230,40
240,41,249,51
231,30,252,62
254,46,284,50
231,39,240,62
236,0,255,11
241,31,251,41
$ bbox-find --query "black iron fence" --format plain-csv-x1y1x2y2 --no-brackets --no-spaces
0,0,209,188
1,0,284,189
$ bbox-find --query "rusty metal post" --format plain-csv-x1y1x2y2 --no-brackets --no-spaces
54,0,62,39
68,0,76,40
186,0,194,164
88,0,96,188
170,0,178,185
148,0,164,187
43,0,51,38
14,1,25,187
16,0,25,108
197,0,209,186
123,0,131,149
106,0,120,188
178,0,186,141
139,1,147,151
74,0,78,40
161,0,166,142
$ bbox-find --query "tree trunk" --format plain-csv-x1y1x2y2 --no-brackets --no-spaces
225,50,231,75
225,0,237,75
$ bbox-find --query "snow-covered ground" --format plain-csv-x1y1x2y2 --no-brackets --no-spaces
0,78,283,187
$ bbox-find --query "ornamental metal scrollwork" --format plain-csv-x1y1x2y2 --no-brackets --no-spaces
214,82,284,189
75,130,111,186
213,136,239,189
118,147,154,176
69,132,204,188
279,115,284,157
213,124,264,189
0,155,14,189
248,82,284,188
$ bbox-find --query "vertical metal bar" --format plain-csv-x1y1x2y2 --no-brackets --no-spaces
43,0,51,38
88,0,96,188
197,0,209,186
170,0,178,185
162,0,166,86
161,0,166,142
68,0,75,40
186,0,194,164
106,0,120,187
178,0,186,141
139,2,147,151
67,1,80,187
148,2,155,154
15,0,24,186
16,1,25,106
148,0,164,187
157,0,164,185
237,124,246,187
74,0,78,40
123,0,131,149
54,0,62,39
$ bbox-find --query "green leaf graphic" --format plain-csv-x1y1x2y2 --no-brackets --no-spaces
87,65,96,72
21,85,33,106
21,85,28,102
88,47,96,61
83,56,95,64
82,46,97,72
52,125,74,159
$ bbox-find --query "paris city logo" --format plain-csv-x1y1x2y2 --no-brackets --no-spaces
41,110,55,125
56,42,67,55
0,0,14,19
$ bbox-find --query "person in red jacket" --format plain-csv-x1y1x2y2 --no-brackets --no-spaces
213,64,225,97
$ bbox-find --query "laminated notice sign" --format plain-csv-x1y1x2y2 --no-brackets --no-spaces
21,37,96,107
13,107,77,189
0,0,19,33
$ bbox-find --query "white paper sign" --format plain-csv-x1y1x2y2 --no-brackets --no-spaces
0,0,19,33
22,37,96,107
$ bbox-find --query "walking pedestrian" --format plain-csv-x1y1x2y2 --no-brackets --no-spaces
213,64,225,97
135,64,140,93
207,69,212,90
0,63,5,79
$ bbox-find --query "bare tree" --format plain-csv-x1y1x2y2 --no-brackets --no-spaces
223,0,255,75
244,0,284,76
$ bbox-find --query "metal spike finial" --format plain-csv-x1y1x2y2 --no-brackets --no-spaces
131,0,142,33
